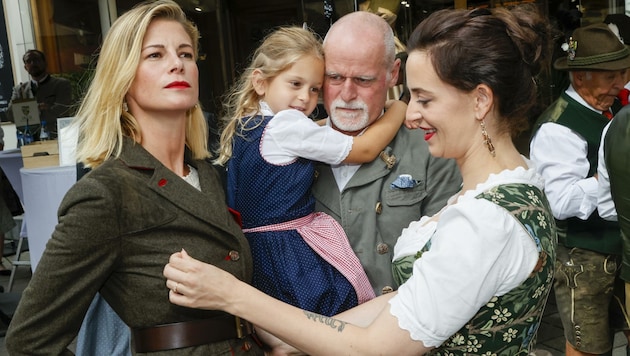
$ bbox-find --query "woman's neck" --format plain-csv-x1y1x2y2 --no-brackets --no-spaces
457,135,525,193
136,112,188,176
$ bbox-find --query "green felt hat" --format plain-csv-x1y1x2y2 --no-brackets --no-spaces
555,22,630,71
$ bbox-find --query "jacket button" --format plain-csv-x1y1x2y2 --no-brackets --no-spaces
375,202,382,214
376,243,389,254
382,286,394,294
229,250,240,261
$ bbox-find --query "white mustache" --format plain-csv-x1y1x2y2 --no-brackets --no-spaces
330,98,368,111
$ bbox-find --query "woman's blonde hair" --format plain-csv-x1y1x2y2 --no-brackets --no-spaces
74,0,208,168
214,26,324,165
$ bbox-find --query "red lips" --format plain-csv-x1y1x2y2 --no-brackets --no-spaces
165,81,190,89
421,128,436,141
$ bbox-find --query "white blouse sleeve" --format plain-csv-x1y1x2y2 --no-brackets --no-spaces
260,109,353,165
388,198,539,347
530,122,598,220
597,122,617,221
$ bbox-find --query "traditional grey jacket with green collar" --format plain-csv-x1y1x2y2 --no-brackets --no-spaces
6,138,259,355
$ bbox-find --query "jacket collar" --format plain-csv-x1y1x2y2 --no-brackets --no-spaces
112,137,235,234
116,136,198,172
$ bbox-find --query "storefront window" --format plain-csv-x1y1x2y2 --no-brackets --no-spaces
31,0,101,73
20,0,630,119
28,0,102,105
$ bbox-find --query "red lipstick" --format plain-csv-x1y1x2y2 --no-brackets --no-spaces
421,128,436,141
165,81,190,89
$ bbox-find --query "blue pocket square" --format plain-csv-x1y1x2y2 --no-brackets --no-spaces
390,174,418,189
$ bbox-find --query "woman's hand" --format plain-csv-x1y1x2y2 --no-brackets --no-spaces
163,249,236,311
165,250,308,355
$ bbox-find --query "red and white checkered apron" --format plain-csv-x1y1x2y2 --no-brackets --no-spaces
243,212,375,304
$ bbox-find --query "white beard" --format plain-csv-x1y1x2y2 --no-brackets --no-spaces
328,98,370,132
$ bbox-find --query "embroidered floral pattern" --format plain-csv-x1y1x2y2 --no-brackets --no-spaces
503,328,518,342
394,184,557,355
492,308,512,323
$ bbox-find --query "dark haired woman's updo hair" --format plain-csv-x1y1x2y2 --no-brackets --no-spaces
407,5,553,137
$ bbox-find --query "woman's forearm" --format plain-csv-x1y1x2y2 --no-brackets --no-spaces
335,292,396,327
164,251,427,356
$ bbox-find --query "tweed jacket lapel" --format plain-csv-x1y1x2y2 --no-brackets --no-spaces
117,138,235,235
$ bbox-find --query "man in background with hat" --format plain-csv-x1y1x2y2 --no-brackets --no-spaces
530,22,630,356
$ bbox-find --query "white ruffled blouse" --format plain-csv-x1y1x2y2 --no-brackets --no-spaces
388,162,542,347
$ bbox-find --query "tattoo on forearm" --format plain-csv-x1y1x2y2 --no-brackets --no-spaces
303,311,347,332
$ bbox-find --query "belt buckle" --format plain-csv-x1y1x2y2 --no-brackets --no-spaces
235,316,251,339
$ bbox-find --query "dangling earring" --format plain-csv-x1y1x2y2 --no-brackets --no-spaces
122,101,129,112
480,120,495,157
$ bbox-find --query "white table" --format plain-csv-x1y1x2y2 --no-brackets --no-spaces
20,165,76,270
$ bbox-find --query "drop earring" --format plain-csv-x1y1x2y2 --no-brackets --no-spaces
480,120,495,157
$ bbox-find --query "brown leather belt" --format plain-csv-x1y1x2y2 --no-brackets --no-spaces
132,314,253,352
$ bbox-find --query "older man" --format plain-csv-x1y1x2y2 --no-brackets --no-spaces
530,23,630,356
312,11,462,296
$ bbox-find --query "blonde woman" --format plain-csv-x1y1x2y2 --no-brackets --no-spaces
6,1,264,355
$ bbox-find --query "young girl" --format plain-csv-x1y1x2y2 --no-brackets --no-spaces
215,26,405,316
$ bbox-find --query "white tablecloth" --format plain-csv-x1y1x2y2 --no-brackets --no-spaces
20,165,76,270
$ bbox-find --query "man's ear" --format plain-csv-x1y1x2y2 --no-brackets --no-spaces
388,58,402,88
252,69,266,96
571,71,585,86
474,84,493,120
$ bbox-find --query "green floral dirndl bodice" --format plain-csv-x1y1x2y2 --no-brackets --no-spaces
392,183,557,355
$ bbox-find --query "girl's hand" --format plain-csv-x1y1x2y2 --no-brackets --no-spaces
392,99,422,129
384,100,407,124
404,116,422,130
